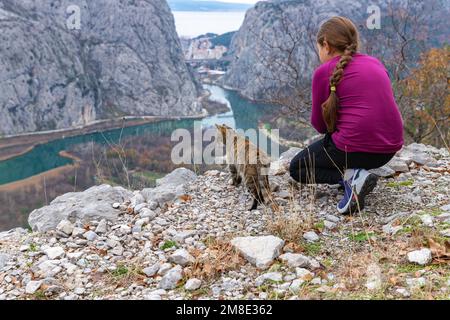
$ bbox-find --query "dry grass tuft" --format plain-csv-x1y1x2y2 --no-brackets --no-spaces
103,261,146,290
184,238,245,281
267,213,306,244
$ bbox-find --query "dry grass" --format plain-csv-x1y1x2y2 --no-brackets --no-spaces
102,261,146,291
184,237,245,281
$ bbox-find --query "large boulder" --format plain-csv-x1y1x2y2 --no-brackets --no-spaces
28,185,133,232
270,147,301,176
141,168,197,206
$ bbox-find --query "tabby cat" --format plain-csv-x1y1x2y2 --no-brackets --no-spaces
215,124,276,211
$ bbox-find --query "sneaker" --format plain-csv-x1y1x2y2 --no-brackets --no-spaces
337,169,378,214
336,170,356,214
352,169,378,211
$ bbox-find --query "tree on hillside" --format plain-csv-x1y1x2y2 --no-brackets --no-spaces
397,46,450,147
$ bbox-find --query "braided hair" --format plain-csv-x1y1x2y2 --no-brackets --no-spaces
316,17,360,133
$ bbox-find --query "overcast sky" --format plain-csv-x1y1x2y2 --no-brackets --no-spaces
208,0,261,3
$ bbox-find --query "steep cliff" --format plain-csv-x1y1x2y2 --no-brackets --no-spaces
0,0,202,136
222,0,449,100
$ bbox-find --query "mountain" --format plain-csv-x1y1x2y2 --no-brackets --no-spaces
168,0,253,12
222,0,449,101
0,0,202,136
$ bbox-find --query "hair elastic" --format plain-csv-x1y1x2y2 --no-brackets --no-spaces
330,86,336,92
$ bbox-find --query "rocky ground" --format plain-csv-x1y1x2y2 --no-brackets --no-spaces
0,143,449,300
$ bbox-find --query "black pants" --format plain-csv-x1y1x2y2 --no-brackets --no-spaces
289,134,395,185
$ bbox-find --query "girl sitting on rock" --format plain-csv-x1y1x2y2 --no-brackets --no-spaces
289,16,404,214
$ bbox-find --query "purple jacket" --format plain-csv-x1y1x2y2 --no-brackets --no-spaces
311,53,404,153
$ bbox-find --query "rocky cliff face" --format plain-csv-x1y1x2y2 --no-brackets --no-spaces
222,0,448,100
0,0,202,136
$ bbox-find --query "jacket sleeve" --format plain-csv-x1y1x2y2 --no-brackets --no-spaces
311,66,329,134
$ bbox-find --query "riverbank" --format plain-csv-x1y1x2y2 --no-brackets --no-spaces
0,115,204,163
0,86,235,164
0,151,82,193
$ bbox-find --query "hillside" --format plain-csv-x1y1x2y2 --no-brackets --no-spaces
0,0,202,136
222,0,449,100
0,143,449,300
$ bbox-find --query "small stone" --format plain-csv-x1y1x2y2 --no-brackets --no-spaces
277,190,290,199
255,272,283,286
295,268,314,280
303,231,319,242
279,253,310,268
44,247,65,259
143,263,160,277
158,263,173,276
407,249,432,265
396,288,411,297
95,219,108,234
72,227,85,237
106,239,119,248
440,229,450,237
140,208,157,219
158,265,183,290
325,215,340,223
420,214,434,227
134,218,149,228
110,246,124,256
67,252,83,260
369,166,395,177
173,230,196,243
112,203,121,209
154,218,169,226
83,231,98,241
324,220,337,230
148,201,158,210
130,193,145,208
0,253,11,270
56,220,74,236
436,212,450,222
119,225,131,234
387,157,409,173
185,278,202,291
406,277,426,289
74,287,85,295
169,249,195,266
290,279,305,292
365,263,382,291
382,223,403,235
25,280,42,294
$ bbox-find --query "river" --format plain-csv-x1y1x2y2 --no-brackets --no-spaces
0,85,284,230
0,85,280,186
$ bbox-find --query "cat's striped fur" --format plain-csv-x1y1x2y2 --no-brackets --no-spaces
216,124,277,211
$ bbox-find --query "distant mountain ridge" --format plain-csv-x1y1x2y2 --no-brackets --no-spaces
222,0,449,101
168,0,253,12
